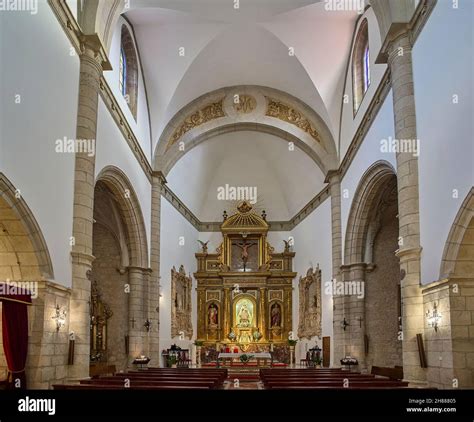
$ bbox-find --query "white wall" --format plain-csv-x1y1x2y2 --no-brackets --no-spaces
0,5,79,285
95,98,152,259
412,0,474,284
339,7,388,159
341,91,397,262
105,17,152,161
291,199,333,365
159,199,199,352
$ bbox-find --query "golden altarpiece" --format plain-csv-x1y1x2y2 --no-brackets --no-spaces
194,202,296,352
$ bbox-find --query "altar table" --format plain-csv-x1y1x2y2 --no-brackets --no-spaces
217,352,273,368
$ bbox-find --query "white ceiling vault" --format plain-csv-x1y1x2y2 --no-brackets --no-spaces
120,0,360,220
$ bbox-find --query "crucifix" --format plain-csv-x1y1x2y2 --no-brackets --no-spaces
233,239,256,272
130,317,136,328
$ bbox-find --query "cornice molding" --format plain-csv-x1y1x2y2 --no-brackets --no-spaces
49,0,435,233
48,0,153,183
161,184,331,233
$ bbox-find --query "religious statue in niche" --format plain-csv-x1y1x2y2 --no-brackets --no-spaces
235,298,254,328
270,302,282,327
90,278,113,362
171,265,193,339
297,265,322,339
208,303,219,326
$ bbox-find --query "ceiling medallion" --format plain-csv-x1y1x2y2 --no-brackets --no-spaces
233,94,256,114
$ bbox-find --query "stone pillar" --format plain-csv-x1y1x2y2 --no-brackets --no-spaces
68,35,110,381
326,170,344,366
387,33,426,384
148,171,166,365
345,263,367,371
128,266,147,363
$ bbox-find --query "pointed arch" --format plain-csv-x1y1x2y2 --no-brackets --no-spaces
344,161,397,264
0,173,54,279
95,166,148,269
439,188,474,279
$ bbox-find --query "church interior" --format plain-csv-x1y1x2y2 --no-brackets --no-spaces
0,0,473,399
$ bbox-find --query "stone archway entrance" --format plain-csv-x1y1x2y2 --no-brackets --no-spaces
91,166,153,372
336,161,402,371
364,177,402,370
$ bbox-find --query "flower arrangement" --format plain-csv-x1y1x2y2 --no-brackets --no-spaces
239,354,254,364
287,339,298,347
194,340,204,346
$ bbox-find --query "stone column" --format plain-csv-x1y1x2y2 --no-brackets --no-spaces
68,35,110,381
148,171,166,365
387,33,425,384
326,170,344,366
128,266,147,363
346,263,367,371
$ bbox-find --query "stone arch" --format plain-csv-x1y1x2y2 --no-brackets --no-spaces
369,0,417,46
153,86,338,176
79,0,125,53
95,166,148,269
344,160,397,265
440,188,474,279
0,173,54,280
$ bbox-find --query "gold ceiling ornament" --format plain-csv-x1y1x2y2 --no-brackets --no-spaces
265,97,321,143
233,94,257,114
221,201,269,233
297,265,322,339
166,99,226,151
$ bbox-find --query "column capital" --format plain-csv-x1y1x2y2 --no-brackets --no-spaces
395,246,422,261
70,251,95,266
324,169,340,184
127,266,153,274
152,171,167,186
79,33,112,72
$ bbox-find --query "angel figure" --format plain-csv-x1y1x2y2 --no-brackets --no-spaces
198,240,209,253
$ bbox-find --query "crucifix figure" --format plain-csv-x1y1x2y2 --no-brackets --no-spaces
234,240,256,272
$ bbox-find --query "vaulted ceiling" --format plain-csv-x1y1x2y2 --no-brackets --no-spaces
121,0,360,219
124,0,359,150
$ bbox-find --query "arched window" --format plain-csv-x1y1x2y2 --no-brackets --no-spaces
120,25,138,120
352,19,370,115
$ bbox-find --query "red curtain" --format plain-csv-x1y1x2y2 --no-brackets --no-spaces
0,284,31,389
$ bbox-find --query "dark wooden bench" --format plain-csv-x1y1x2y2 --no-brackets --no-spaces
53,368,227,390
371,366,403,380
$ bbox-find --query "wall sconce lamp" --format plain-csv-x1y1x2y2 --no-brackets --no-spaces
144,319,152,332
341,318,349,331
52,305,67,332
426,302,442,332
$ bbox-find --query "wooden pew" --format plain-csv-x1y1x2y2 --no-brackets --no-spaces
371,366,403,380
54,368,227,390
